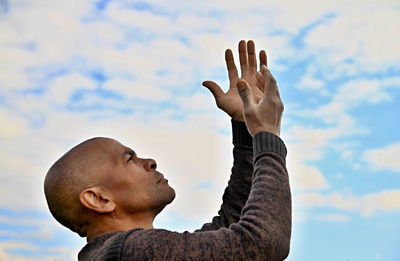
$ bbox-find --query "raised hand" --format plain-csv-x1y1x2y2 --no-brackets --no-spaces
236,65,284,137
203,40,266,121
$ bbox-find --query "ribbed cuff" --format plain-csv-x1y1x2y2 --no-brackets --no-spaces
231,120,252,146
253,131,287,161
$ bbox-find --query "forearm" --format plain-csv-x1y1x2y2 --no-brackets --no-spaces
198,120,253,231
237,131,291,259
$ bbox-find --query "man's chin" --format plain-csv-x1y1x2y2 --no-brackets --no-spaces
154,190,176,216
167,187,176,204
157,187,176,208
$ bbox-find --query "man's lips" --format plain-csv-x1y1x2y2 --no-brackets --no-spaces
156,172,167,183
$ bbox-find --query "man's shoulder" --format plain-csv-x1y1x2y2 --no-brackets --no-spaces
78,228,142,261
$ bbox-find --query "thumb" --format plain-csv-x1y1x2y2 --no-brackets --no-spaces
202,81,224,99
237,79,253,106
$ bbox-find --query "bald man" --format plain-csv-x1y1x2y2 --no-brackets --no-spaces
44,40,292,260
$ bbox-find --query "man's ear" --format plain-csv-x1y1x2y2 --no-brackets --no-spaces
79,187,116,213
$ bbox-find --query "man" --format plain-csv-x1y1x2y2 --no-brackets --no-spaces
44,40,292,260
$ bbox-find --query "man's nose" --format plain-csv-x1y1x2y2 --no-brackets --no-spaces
144,158,157,171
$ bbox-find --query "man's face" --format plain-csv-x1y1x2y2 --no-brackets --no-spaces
93,138,176,215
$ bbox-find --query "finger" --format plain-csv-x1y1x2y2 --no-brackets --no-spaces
259,50,267,68
202,81,225,99
237,79,253,107
225,49,238,81
256,71,263,81
275,81,282,100
264,68,279,101
274,87,284,113
238,40,248,77
256,80,264,92
274,82,283,111
247,40,256,73
261,65,275,98
256,72,265,92
260,64,268,73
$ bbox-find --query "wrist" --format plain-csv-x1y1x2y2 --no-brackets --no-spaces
252,131,287,160
232,120,252,146
229,113,244,122
250,126,280,137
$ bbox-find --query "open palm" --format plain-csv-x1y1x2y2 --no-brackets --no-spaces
203,40,266,121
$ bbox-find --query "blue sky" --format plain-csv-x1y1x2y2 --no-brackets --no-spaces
0,0,399,260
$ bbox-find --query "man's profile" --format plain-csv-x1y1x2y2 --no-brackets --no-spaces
44,40,292,260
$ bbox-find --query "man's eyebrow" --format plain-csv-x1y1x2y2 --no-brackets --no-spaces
122,148,136,157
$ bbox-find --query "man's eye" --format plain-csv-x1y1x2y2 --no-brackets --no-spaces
126,150,137,162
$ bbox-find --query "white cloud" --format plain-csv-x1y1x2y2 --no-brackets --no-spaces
103,78,172,101
300,77,400,127
176,92,215,112
0,108,29,139
288,161,329,191
283,125,342,191
0,227,53,241
0,240,81,261
0,242,38,261
171,187,224,222
0,214,48,227
363,143,400,172
297,189,400,216
47,74,97,105
324,79,395,111
105,3,174,33
297,73,325,91
304,3,400,74
47,246,82,261
315,213,352,222
292,76,399,153
287,126,341,159
0,47,36,90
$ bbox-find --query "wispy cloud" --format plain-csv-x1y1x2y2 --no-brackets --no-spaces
314,213,352,222
363,143,400,172
298,189,400,217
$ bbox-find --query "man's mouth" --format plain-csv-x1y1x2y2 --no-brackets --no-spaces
156,172,167,183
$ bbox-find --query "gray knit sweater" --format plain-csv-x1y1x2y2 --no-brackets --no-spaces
78,120,291,261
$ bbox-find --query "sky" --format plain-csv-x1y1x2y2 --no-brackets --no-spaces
0,0,399,260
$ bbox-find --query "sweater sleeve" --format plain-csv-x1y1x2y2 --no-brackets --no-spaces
120,131,292,261
197,120,253,231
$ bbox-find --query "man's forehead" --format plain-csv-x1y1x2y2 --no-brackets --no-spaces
77,137,130,156
70,138,136,171
104,139,135,155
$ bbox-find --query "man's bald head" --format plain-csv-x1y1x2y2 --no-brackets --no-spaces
44,137,175,238
44,137,117,237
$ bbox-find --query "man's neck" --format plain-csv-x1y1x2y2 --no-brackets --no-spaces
86,212,155,242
